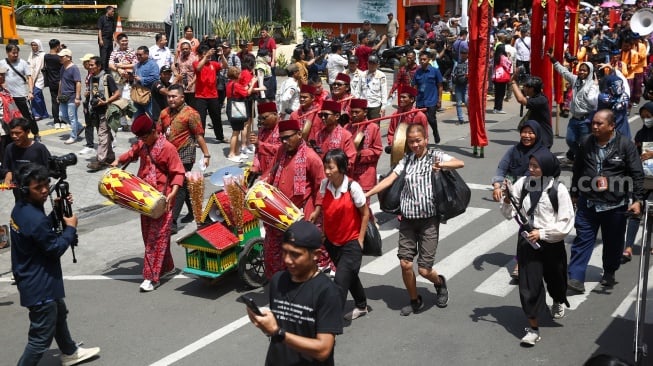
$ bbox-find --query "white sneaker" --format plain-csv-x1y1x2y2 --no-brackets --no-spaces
226,156,242,163
245,146,256,154
551,302,565,319
494,109,507,114
237,153,248,160
64,137,76,145
61,346,101,366
78,147,95,155
139,279,157,292
520,327,541,346
239,149,249,158
344,306,370,320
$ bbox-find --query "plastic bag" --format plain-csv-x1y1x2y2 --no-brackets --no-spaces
378,168,406,214
432,169,471,223
362,220,382,256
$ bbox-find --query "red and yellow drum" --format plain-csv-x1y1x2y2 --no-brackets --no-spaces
98,168,166,219
245,181,303,231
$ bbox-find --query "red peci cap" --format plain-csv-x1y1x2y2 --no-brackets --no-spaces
300,84,317,95
131,114,155,137
257,101,277,114
278,119,301,132
399,85,418,97
350,98,368,109
335,73,351,84
321,100,341,113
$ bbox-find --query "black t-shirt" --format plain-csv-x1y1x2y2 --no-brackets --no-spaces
43,54,62,88
97,15,116,40
266,271,343,366
89,72,118,114
2,141,51,180
526,93,553,148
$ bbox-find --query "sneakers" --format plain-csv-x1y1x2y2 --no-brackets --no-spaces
226,156,242,163
493,109,507,114
567,279,585,293
161,268,178,279
64,137,76,144
600,271,616,287
400,295,424,316
61,346,101,366
78,146,95,155
238,151,249,159
344,306,371,320
86,161,109,172
139,279,158,292
520,327,541,346
180,213,195,223
551,301,565,319
435,275,449,308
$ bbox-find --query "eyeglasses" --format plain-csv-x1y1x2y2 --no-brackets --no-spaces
279,134,295,142
331,83,346,87
257,114,271,121
318,113,334,119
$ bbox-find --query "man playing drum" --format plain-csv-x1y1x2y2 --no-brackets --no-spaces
249,101,281,177
289,84,322,141
262,119,324,279
386,85,429,147
112,114,185,292
314,100,357,170
344,98,382,201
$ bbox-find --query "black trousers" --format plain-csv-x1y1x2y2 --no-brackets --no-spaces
184,92,196,110
324,238,367,310
99,38,113,72
14,97,37,136
421,105,440,144
494,82,508,111
48,85,60,124
517,236,569,319
172,162,194,226
195,97,224,140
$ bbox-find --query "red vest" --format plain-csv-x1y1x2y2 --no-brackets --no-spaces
323,188,361,245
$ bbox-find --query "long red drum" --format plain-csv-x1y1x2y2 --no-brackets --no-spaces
98,168,166,219
245,181,303,231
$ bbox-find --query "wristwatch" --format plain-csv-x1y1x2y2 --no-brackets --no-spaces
271,327,286,342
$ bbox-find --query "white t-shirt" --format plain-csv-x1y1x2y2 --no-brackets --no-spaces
319,176,366,207
326,53,348,84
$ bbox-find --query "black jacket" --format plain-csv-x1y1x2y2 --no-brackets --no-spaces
571,132,645,203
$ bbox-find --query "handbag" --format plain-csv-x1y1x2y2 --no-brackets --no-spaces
130,84,151,105
378,164,406,214
492,64,510,83
432,169,471,223
226,83,248,122
346,181,383,256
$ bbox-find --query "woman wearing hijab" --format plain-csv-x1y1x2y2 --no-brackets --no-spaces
27,39,50,121
501,149,575,346
492,120,545,279
491,44,512,114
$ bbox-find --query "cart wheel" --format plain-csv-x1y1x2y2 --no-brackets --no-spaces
238,237,267,288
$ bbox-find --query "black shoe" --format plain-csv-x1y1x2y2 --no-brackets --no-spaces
435,275,449,308
400,295,424,316
180,213,195,223
565,150,575,162
600,271,616,287
567,279,585,293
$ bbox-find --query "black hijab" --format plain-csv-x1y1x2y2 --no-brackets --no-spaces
525,148,561,213
509,120,544,177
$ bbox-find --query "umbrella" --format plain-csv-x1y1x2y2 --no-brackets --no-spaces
600,1,621,7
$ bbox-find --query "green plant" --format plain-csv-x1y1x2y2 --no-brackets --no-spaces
273,7,291,27
250,22,262,40
212,18,234,40
235,15,252,43
281,23,294,39
276,54,288,69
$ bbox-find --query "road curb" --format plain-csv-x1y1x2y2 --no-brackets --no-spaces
17,25,158,38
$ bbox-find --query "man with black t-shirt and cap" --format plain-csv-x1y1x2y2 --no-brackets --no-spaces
246,220,343,366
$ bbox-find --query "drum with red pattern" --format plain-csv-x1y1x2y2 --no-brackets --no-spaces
98,168,166,219
245,181,303,231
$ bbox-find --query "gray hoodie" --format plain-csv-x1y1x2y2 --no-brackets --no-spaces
553,61,598,118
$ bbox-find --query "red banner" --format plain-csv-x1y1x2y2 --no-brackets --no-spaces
404,0,440,6
467,0,490,147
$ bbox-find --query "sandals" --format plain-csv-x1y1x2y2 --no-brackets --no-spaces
510,266,519,280
621,251,632,264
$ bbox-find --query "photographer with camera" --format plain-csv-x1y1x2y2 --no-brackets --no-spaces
509,73,553,149
85,56,120,172
11,163,101,366
2,117,51,202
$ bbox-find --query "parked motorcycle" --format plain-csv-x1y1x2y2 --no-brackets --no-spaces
378,44,413,70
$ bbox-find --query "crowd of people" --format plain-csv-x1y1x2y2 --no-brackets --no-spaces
3,3,653,365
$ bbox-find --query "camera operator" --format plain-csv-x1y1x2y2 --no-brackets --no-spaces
2,117,51,201
85,56,120,172
509,73,553,148
11,162,101,366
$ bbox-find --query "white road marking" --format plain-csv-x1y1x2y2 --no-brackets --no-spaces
474,258,518,297
361,207,490,276
467,183,493,191
545,245,604,310
417,219,516,283
612,266,653,322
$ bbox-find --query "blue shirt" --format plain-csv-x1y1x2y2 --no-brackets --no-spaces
11,200,77,307
413,65,443,107
134,58,160,88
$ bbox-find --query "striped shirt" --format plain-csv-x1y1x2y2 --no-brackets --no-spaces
393,150,453,219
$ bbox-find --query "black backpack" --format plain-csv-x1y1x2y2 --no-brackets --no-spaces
519,179,561,215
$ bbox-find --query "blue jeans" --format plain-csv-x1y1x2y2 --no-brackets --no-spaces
59,102,82,140
133,100,152,120
454,83,468,121
30,87,49,119
565,117,590,160
18,299,77,366
614,109,631,140
568,197,627,282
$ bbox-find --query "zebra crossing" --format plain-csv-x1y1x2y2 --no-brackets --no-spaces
364,200,652,323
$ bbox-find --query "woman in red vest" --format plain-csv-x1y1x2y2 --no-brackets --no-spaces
312,148,370,321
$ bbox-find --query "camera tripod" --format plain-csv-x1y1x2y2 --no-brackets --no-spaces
48,177,78,263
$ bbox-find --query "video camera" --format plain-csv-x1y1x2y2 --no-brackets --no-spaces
516,65,529,85
48,153,77,180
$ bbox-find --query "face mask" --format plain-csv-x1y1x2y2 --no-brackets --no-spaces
644,117,653,128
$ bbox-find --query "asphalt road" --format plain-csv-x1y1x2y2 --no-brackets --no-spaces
0,29,651,366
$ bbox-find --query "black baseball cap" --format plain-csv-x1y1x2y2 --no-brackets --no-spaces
283,221,322,249
160,65,172,73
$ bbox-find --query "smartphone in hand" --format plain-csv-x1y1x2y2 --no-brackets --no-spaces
239,295,263,316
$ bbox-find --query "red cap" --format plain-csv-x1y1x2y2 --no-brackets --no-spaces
131,114,155,137
350,98,368,109
300,84,317,95
278,119,301,133
335,73,351,84
321,100,341,113
399,85,418,97
257,102,277,114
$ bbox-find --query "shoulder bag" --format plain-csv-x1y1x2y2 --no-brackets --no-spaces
432,168,471,223
226,83,248,122
130,83,151,105
378,163,407,214
347,181,382,256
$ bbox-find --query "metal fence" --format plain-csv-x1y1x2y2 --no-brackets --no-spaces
171,0,272,47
